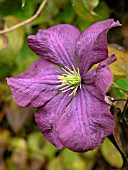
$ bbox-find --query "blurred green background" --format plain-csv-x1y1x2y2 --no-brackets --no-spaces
0,0,128,170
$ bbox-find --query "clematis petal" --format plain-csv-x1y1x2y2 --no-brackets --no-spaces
76,19,121,75
84,55,116,104
28,24,80,69
95,54,116,94
57,88,114,152
35,92,72,149
7,58,63,107
82,69,96,85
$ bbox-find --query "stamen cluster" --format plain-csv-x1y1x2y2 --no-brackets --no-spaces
57,65,81,96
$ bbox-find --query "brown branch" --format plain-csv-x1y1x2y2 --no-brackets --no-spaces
0,0,48,34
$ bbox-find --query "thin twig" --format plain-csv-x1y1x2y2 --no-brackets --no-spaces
107,96,127,105
111,85,128,93
122,99,128,116
0,0,48,34
112,99,127,102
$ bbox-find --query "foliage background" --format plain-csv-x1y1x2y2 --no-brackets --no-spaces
0,0,128,170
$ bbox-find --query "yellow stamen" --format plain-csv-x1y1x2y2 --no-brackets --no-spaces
57,65,81,96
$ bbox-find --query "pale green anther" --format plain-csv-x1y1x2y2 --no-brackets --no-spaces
57,65,81,96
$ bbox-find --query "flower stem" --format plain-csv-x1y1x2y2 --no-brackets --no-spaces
112,99,128,102
0,0,48,34
107,96,127,103
122,99,128,117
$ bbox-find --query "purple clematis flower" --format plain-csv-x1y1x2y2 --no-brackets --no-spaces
7,19,121,152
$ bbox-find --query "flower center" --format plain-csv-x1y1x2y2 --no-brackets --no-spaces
57,65,81,96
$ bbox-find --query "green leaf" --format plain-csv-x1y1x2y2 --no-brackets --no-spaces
12,39,38,76
109,45,128,76
0,64,16,78
113,78,128,98
30,0,60,31
70,0,99,21
113,88,125,99
28,131,57,160
56,1,75,24
16,0,42,20
8,137,28,170
0,129,10,145
41,141,58,159
47,157,64,170
86,0,99,10
0,16,24,66
0,0,21,17
9,137,27,151
75,17,92,31
100,138,123,168
115,78,128,90
83,149,99,170
54,0,68,8
28,131,44,159
22,0,26,9
94,1,110,20
60,149,86,170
